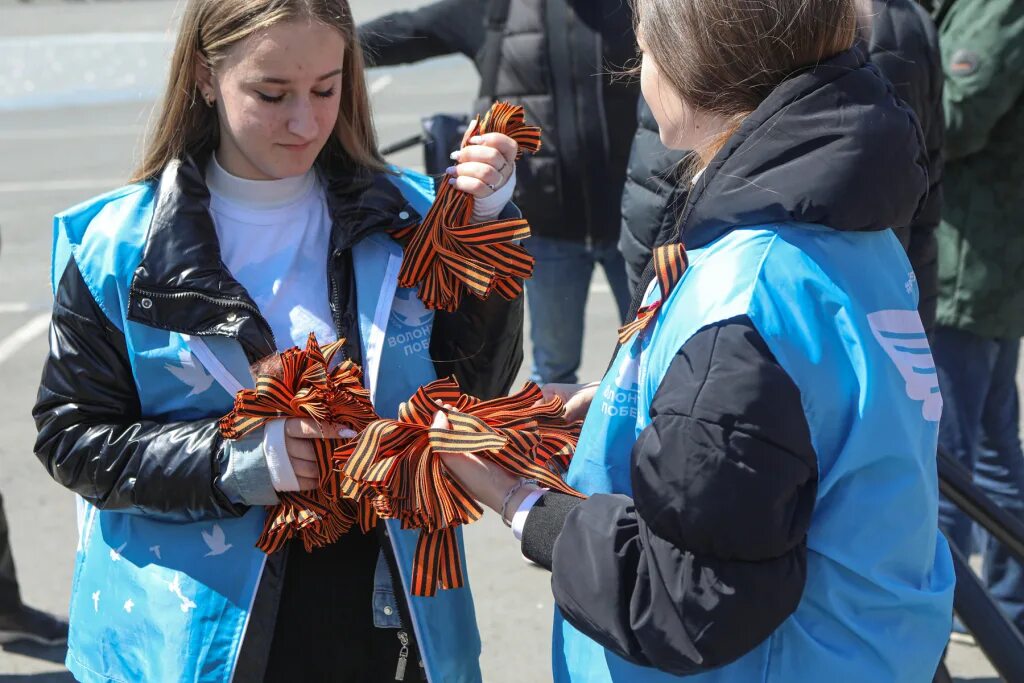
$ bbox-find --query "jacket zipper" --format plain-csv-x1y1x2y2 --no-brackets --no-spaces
394,630,410,681
134,288,277,349
327,249,350,362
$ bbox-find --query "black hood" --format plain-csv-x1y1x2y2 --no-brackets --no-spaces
680,47,929,250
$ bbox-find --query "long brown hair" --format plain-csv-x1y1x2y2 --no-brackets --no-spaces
130,0,384,183
634,0,858,167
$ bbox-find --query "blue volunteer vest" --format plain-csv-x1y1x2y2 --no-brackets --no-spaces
53,170,482,683
554,225,955,683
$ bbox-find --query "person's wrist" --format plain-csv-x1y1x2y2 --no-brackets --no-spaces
506,483,540,519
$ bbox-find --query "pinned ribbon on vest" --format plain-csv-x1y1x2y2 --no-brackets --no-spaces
338,377,583,597
219,334,381,553
391,101,543,312
618,243,689,344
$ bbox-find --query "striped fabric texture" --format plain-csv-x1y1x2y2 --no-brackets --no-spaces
391,101,543,312
340,377,583,596
220,335,583,596
219,334,381,553
618,243,689,344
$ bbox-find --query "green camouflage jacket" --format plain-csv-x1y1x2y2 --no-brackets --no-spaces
935,0,1024,338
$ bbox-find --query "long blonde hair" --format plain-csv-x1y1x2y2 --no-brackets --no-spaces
131,0,384,183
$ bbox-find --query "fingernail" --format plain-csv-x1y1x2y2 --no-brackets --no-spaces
448,178,456,186
445,166,456,176
469,136,484,144
449,151,460,161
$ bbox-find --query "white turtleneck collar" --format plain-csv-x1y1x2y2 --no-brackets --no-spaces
205,153,316,211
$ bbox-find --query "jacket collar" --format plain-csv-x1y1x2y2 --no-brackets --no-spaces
678,46,928,250
127,154,420,362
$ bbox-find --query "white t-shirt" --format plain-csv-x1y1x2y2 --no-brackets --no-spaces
206,154,337,352
206,155,515,494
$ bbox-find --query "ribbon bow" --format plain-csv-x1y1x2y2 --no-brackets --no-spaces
338,377,583,596
618,243,689,344
392,101,543,312
219,334,381,553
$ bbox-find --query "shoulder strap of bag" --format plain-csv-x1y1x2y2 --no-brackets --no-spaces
480,0,513,100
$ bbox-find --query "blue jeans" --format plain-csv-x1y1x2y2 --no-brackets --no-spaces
525,237,632,384
934,325,1024,631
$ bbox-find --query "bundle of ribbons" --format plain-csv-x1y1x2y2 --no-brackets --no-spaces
338,377,583,596
219,334,382,553
392,101,543,312
219,334,583,595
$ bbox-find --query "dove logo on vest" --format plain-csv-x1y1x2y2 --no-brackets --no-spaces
165,349,215,397
387,288,434,357
868,309,943,422
601,349,640,419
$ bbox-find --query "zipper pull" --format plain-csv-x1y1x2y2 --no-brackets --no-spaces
394,630,410,681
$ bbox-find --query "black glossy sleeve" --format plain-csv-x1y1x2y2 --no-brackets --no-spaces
33,258,246,522
522,317,818,674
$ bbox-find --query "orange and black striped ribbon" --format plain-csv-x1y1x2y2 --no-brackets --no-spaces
391,101,542,313
219,333,381,553
338,376,584,597
617,243,689,344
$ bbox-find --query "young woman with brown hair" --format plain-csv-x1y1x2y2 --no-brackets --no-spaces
33,1,520,680
438,0,956,681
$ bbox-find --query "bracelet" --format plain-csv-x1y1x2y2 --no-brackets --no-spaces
500,478,538,527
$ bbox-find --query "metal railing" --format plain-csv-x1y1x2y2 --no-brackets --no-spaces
937,446,1024,682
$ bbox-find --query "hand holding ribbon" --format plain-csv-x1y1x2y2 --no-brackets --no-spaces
219,334,381,553
337,377,583,596
392,101,542,312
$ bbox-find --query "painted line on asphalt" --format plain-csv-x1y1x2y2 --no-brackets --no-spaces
0,178,124,193
0,303,33,314
369,75,393,95
0,313,50,367
0,125,146,141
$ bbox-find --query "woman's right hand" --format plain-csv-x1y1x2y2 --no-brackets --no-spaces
540,382,601,423
282,418,357,490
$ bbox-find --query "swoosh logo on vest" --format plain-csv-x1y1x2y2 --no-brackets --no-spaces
867,310,942,422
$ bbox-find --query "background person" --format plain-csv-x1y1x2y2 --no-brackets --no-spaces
360,0,638,384
932,0,1024,637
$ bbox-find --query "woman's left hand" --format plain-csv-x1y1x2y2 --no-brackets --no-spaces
445,132,518,199
433,410,539,519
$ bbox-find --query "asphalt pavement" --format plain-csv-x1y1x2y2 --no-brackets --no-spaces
0,1,1008,681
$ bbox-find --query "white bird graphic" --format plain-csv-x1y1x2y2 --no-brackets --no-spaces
149,545,162,560
201,524,232,557
92,591,100,612
109,541,127,562
167,574,197,613
868,310,943,422
123,599,134,614
164,349,214,397
614,354,640,392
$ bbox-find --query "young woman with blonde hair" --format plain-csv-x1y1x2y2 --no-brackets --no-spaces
439,0,956,681
33,0,520,680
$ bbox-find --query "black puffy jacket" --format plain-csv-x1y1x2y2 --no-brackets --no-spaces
521,45,930,673
360,0,639,245
618,0,944,330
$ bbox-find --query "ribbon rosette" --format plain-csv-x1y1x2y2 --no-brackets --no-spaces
392,101,543,312
338,377,583,597
219,334,381,553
